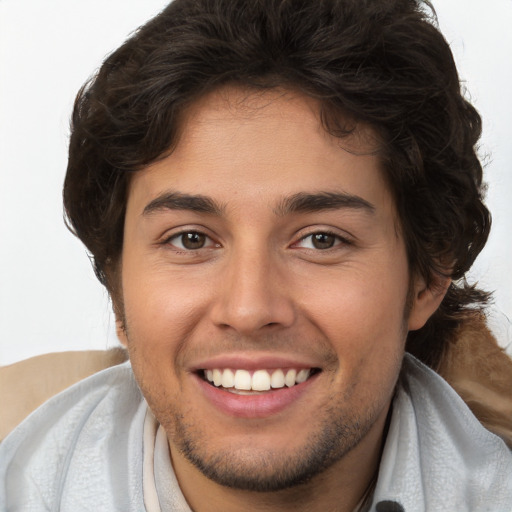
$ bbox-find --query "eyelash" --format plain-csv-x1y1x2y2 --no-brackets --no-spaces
161,229,351,252
162,230,218,251
294,230,352,251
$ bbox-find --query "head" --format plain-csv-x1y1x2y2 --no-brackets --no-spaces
63,0,490,498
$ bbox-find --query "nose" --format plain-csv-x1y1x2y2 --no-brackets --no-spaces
209,245,296,335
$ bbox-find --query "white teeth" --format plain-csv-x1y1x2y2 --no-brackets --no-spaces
296,369,310,383
221,369,235,388
234,369,252,390
285,369,297,387
204,367,313,391
213,369,222,387
270,369,285,388
252,370,271,391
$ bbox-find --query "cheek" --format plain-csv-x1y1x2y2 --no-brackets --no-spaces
305,267,408,336
121,261,211,350
299,258,409,380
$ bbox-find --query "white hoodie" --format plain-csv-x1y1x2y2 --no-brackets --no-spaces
1,355,511,511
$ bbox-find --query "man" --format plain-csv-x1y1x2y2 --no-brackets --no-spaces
1,0,511,510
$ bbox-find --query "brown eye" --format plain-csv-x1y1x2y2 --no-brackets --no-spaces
181,232,206,249
311,233,336,249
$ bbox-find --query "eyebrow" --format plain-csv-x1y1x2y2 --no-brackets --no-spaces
143,191,225,216
142,190,375,218
274,192,375,216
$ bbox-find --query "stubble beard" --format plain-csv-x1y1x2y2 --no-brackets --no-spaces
163,397,382,493
119,294,408,494
125,329,402,494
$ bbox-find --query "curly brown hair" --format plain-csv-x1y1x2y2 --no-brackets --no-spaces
63,0,491,369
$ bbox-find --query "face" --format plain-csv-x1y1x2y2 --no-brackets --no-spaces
120,87,434,493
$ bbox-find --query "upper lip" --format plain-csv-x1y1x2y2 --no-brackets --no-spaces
190,353,322,372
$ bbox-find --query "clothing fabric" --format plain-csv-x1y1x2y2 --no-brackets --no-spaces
1,355,511,511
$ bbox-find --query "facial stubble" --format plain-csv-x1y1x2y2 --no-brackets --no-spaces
166,396,383,493
120,285,411,493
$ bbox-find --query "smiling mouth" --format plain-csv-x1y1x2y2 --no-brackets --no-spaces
200,368,321,394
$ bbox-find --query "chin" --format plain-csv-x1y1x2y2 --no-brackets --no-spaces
167,403,380,492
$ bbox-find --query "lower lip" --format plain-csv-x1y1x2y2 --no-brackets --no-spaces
194,373,319,419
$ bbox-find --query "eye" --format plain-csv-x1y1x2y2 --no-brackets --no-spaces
295,231,346,250
166,231,216,250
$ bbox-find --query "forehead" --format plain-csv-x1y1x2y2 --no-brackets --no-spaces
127,86,392,215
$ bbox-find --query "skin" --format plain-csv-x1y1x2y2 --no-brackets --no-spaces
118,87,447,512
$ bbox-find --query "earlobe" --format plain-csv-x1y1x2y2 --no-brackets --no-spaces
115,317,129,347
407,274,451,331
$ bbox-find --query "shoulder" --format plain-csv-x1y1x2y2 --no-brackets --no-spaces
0,363,147,511
372,354,512,511
402,354,512,456
0,347,129,441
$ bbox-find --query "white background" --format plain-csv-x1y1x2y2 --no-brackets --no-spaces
1,0,511,365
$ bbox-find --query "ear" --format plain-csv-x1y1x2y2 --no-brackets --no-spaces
115,316,129,347
408,273,451,331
